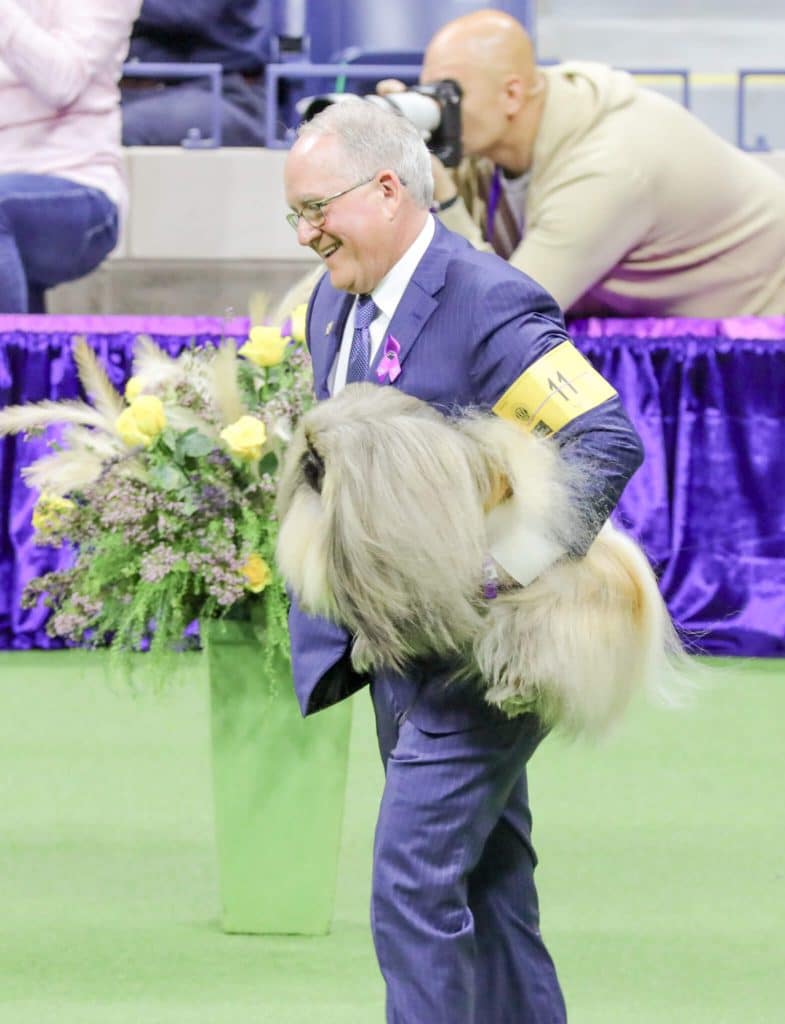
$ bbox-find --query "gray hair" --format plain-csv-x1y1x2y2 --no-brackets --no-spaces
296,96,434,209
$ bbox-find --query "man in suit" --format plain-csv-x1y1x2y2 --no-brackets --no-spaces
283,97,644,1023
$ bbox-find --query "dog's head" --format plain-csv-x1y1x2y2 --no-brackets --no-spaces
276,384,508,670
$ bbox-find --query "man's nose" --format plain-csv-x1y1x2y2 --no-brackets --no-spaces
296,217,321,246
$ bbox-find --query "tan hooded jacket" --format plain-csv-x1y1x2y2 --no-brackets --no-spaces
438,62,785,317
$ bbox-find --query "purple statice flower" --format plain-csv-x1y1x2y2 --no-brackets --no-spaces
140,544,182,583
186,540,246,608
198,484,233,515
49,589,103,639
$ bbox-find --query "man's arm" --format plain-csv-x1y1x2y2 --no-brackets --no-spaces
468,275,644,564
0,0,141,110
437,157,652,314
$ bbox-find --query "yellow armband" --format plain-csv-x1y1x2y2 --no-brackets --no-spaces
493,341,617,436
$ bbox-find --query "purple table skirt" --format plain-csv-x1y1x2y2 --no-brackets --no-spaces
2,313,784,656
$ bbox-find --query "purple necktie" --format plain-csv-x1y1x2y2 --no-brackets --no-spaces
346,294,378,384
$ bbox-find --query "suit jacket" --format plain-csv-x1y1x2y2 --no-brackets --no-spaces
440,63,785,316
289,220,644,728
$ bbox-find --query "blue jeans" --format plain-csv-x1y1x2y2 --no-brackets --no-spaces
0,174,119,313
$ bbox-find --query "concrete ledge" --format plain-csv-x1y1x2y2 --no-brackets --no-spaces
116,145,785,262
121,147,310,261
49,259,317,317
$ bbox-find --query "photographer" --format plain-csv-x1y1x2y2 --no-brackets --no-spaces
383,8,785,318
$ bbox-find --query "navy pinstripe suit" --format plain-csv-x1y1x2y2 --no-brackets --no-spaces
288,221,643,1022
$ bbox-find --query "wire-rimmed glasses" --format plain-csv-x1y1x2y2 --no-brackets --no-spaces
286,175,376,230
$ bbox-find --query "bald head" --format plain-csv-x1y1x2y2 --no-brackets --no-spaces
423,9,537,91
421,9,543,170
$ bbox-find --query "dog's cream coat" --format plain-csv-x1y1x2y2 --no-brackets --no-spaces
276,384,686,735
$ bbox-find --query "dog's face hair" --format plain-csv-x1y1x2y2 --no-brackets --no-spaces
301,438,325,494
277,384,503,670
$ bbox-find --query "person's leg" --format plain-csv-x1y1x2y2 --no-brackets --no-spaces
220,74,266,146
0,180,31,312
122,77,265,147
370,690,563,1024
0,174,118,313
470,777,567,1022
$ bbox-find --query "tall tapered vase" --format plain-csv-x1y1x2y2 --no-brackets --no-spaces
203,617,353,935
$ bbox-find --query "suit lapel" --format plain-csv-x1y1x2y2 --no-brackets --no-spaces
312,291,353,398
371,221,453,382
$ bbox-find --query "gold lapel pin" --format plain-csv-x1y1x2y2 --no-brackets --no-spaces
325,321,334,335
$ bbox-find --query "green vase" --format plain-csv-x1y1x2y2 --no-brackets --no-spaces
203,617,353,935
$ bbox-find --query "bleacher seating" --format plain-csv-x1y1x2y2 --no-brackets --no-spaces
46,0,785,315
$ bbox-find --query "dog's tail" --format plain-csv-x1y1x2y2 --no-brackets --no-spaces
606,525,697,719
477,521,698,738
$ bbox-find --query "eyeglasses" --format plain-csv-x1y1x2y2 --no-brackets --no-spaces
286,175,376,230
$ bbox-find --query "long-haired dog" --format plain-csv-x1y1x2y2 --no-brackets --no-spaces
276,383,687,736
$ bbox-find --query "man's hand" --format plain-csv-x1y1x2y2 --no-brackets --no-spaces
430,157,458,206
375,77,406,97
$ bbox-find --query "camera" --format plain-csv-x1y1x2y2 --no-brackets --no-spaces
296,79,463,168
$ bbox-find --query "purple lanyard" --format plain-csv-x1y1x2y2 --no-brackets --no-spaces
486,165,502,245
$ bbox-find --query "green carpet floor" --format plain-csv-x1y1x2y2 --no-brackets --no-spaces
0,651,782,1023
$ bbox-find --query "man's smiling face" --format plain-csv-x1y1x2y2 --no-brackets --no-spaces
284,134,393,295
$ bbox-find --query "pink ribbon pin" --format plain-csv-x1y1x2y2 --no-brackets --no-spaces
376,335,401,383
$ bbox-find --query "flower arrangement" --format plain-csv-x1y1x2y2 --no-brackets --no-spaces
0,305,313,682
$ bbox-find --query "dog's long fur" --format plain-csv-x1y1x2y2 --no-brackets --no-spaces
276,383,688,736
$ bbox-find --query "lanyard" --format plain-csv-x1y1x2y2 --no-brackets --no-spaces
486,165,503,245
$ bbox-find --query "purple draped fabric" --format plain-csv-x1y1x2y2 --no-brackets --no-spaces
570,316,785,656
1,314,784,655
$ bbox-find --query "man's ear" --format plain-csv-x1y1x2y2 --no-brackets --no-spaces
377,168,405,218
377,169,399,197
502,75,526,116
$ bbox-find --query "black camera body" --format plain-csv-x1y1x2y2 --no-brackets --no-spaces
296,79,463,168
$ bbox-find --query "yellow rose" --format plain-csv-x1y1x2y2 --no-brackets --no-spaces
124,375,143,401
241,553,272,593
239,325,289,368
32,493,75,532
116,394,167,448
289,303,307,344
220,415,267,461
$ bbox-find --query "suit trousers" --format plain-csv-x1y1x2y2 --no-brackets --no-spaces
370,669,568,1024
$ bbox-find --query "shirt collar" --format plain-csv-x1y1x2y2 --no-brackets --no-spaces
370,214,435,322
